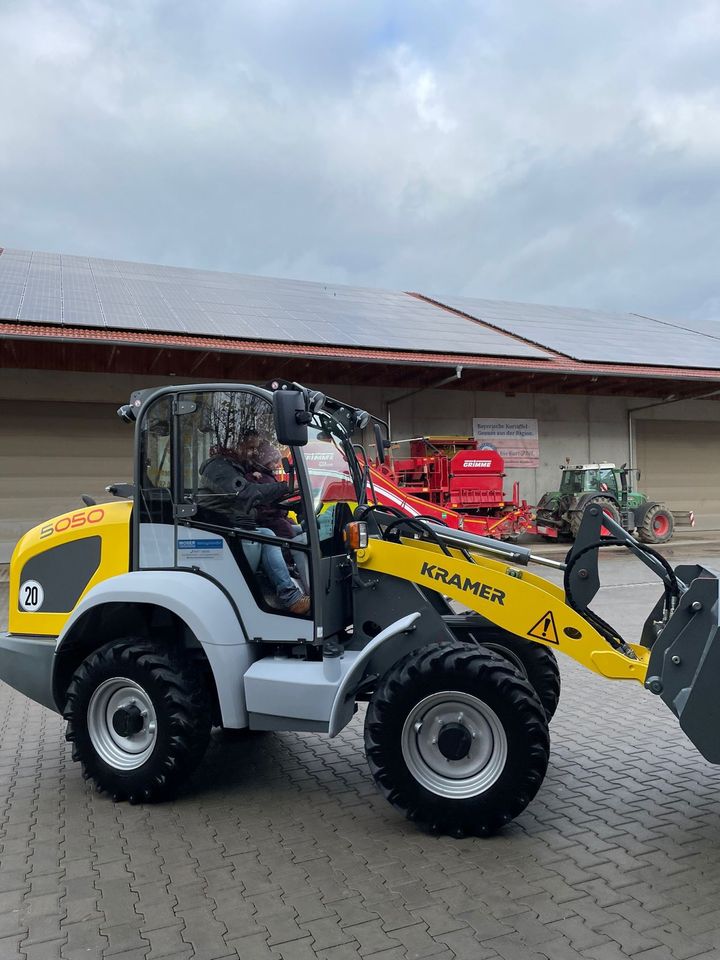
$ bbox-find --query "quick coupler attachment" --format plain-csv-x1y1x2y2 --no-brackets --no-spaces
645,566,720,763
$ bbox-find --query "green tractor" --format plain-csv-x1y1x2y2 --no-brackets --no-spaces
535,462,676,544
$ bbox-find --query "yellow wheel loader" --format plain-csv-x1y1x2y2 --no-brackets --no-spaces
0,380,715,837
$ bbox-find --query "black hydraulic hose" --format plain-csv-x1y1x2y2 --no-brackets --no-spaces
355,505,453,558
381,515,454,557
355,503,406,522
563,538,680,655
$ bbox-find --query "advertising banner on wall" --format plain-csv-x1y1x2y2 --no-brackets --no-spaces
472,418,539,468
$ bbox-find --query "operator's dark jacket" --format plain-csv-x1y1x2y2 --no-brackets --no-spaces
199,454,289,527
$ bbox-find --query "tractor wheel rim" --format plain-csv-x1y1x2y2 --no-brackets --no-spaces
401,691,507,799
87,678,158,770
653,515,669,535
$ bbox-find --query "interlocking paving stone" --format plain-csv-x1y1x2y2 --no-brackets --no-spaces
6,557,720,959
143,921,189,959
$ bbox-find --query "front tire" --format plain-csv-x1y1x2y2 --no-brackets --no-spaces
364,644,549,837
64,638,211,803
637,504,674,544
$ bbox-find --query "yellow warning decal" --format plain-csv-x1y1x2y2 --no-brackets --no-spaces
528,610,559,644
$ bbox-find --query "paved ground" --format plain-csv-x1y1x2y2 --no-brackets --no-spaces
3,548,720,959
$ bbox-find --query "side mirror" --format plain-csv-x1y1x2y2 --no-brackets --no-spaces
373,422,386,464
106,483,135,499
117,404,136,423
273,389,310,447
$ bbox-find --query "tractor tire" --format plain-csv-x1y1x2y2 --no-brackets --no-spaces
569,497,621,538
475,635,561,720
637,504,674,544
364,643,550,837
64,638,211,803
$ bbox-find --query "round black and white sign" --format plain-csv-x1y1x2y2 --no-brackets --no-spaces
19,580,44,612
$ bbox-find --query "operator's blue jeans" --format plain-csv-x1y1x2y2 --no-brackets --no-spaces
255,527,303,607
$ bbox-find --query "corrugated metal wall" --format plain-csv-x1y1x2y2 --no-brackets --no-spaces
636,419,720,530
0,400,132,562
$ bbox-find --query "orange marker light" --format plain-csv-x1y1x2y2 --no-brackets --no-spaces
343,521,369,551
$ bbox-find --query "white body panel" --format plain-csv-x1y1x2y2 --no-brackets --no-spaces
139,523,313,643
244,653,362,724
56,570,259,727
244,613,422,733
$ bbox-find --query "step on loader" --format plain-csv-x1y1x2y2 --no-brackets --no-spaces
0,381,718,837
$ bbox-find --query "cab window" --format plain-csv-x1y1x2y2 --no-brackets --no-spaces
138,396,173,525
306,421,357,557
597,469,617,494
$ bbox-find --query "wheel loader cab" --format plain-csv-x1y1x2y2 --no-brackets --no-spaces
133,384,360,644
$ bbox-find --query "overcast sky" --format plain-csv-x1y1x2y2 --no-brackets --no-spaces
2,0,720,326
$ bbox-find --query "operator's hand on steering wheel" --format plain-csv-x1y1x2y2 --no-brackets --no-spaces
276,493,302,510
254,481,291,506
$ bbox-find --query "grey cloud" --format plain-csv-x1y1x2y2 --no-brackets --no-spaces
1,0,720,326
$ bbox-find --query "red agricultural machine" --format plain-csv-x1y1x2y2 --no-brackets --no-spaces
369,436,535,540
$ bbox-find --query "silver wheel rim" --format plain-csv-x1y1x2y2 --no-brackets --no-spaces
401,691,508,799
481,643,527,679
87,678,158,770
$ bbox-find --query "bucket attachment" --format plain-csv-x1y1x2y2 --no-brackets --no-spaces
646,565,720,763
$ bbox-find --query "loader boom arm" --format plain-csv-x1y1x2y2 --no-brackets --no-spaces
355,536,649,682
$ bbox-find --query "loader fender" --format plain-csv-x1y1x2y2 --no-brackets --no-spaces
328,612,421,736
55,570,256,728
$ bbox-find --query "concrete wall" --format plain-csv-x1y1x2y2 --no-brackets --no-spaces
313,382,720,511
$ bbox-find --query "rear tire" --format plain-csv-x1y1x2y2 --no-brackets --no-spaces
364,644,549,837
64,638,211,803
638,504,674,544
569,497,621,538
475,635,561,720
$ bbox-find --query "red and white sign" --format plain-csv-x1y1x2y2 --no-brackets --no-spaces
472,419,539,468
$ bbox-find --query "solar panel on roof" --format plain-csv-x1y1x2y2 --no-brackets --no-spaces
652,315,720,343
432,295,720,369
0,249,551,360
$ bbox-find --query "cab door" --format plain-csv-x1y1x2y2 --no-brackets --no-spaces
135,387,315,644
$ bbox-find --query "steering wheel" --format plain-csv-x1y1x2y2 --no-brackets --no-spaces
276,494,303,511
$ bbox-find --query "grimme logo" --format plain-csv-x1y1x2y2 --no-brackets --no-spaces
420,562,505,604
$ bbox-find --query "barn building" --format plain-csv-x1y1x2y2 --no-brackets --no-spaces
1,246,720,562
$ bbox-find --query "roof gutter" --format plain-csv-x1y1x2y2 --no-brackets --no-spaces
1,321,720,383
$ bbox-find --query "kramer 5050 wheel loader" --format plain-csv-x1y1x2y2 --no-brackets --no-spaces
0,380,717,837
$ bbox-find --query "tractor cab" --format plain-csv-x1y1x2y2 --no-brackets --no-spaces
559,463,621,498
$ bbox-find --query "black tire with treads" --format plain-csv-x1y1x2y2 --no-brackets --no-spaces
569,496,621,538
364,643,550,838
473,634,561,720
64,638,211,803
637,504,674,544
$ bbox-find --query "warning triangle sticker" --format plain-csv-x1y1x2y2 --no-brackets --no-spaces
527,610,559,644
